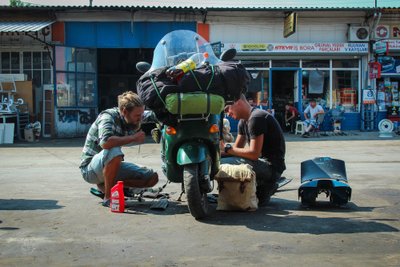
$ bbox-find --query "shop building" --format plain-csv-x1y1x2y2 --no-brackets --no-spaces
0,3,398,138
371,16,400,129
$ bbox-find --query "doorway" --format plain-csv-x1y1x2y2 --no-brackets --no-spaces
97,48,153,111
270,69,301,129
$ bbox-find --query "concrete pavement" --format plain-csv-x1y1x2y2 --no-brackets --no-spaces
0,134,399,266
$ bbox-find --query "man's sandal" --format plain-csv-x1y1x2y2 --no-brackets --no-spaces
90,187,105,199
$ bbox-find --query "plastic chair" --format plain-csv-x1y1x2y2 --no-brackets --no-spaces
295,120,305,135
329,107,345,134
310,113,325,137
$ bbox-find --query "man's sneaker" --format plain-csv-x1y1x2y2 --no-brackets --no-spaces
257,182,278,207
302,132,310,138
151,128,161,143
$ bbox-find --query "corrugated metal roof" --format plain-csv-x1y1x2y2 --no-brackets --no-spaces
0,21,54,32
0,0,399,10
0,0,400,10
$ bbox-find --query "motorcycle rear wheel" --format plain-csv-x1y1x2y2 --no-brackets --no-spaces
183,163,209,219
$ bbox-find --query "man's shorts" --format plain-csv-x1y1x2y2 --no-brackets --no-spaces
80,147,155,185
304,119,318,128
220,156,281,186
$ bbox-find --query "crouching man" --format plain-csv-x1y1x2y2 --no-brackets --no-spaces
221,94,286,206
79,91,158,207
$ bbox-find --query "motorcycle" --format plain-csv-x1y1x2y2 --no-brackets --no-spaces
136,30,236,219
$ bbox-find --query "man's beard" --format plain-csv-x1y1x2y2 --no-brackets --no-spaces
123,116,141,132
127,122,141,132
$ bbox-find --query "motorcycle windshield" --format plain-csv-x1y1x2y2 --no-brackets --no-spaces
149,30,220,72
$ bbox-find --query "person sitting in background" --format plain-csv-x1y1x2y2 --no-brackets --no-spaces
302,99,324,138
284,104,300,133
222,118,235,143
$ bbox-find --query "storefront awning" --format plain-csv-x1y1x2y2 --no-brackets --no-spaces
0,20,54,33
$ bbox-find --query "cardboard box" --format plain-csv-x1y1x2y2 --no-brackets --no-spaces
2,81,34,114
24,128,34,142
15,81,34,114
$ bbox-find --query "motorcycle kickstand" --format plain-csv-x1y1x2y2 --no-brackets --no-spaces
177,183,185,202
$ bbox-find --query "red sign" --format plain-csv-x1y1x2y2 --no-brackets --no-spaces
368,62,381,79
376,25,389,39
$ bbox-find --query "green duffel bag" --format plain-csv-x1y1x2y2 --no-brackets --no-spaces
165,93,225,115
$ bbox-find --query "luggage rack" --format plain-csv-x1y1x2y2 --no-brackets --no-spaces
177,113,211,122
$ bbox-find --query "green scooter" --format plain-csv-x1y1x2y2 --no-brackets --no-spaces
136,30,236,219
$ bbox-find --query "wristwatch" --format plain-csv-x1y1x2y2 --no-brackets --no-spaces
224,144,233,153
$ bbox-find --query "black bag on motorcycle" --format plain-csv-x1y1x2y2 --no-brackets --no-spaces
218,62,250,101
136,67,179,110
177,62,250,101
177,64,225,95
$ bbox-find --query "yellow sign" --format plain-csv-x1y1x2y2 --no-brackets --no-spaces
240,44,267,51
284,12,297,38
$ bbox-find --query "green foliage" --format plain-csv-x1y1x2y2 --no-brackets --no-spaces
9,0,31,7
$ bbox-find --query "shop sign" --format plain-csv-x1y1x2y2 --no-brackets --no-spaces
373,25,400,40
0,27,51,46
391,25,400,39
240,43,267,51
375,25,390,39
224,43,368,54
377,56,400,74
210,41,222,57
373,41,388,54
283,12,297,38
368,62,381,79
386,40,400,50
363,89,376,104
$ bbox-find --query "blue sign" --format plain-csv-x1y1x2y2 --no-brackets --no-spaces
374,41,387,54
378,56,400,74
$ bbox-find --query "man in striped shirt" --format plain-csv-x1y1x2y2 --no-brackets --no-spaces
79,91,158,207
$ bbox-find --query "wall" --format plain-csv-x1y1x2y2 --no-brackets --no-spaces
64,21,196,48
208,11,367,43
55,108,96,137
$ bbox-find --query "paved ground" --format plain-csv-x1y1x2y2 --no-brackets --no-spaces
1,132,400,266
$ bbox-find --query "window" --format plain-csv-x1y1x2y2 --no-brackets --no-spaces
302,60,329,68
332,70,359,112
246,70,269,107
1,52,10,72
242,61,269,68
302,70,330,110
1,51,53,89
21,52,53,88
55,47,97,107
272,60,299,67
11,52,20,73
332,59,359,68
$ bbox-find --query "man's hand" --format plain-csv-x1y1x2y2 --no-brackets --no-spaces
219,140,229,156
219,140,225,152
133,130,145,144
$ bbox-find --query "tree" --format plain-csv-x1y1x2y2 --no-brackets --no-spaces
9,0,31,7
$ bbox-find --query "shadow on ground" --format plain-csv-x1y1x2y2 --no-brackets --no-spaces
0,199,64,210
201,198,399,235
124,197,399,235
0,220,19,231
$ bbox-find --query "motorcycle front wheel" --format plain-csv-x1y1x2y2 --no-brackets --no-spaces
183,163,209,220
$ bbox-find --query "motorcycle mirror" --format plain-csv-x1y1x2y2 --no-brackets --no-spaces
136,61,151,73
220,48,237,62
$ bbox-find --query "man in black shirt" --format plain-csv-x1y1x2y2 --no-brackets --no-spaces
221,94,286,205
